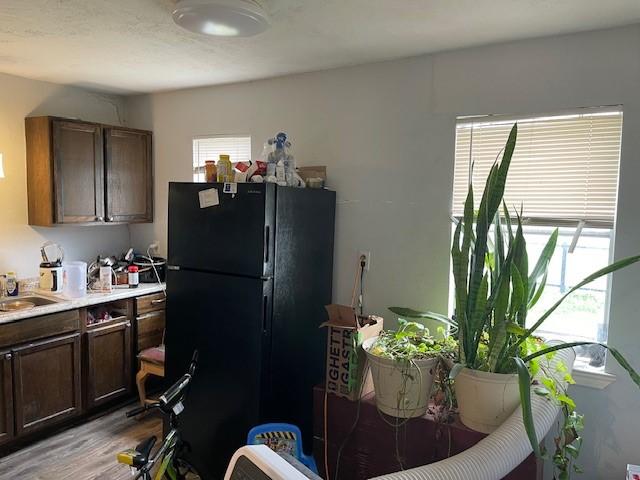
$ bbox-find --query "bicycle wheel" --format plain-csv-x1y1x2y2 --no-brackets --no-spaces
171,458,202,480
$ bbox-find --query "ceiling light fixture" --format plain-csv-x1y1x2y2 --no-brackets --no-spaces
172,0,270,37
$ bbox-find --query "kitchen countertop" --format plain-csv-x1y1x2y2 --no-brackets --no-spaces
0,283,165,324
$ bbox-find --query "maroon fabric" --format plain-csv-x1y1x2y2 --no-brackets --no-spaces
312,386,539,480
139,346,165,364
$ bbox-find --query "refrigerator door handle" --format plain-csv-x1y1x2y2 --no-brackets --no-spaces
262,295,268,334
264,225,270,264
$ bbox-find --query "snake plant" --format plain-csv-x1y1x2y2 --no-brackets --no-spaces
390,123,640,470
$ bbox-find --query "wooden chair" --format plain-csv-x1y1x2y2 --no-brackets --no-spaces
136,345,165,405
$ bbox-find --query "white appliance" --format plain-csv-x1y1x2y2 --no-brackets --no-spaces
39,242,64,293
224,446,312,480
39,263,63,293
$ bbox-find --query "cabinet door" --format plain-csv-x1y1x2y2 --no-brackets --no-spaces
13,333,81,436
104,127,153,223
52,120,104,224
0,351,14,446
136,310,165,353
86,320,132,409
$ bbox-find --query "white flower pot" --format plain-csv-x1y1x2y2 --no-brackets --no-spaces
454,367,520,433
363,337,438,418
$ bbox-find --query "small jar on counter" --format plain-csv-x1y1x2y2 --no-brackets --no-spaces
6,272,18,296
128,265,139,288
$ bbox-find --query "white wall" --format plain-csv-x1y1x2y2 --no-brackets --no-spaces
126,58,454,318
0,72,131,279
127,25,640,478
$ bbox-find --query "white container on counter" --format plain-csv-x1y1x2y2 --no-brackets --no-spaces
64,261,87,298
99,266,112,293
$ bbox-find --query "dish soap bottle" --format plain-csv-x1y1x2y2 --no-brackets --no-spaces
216,154,234,183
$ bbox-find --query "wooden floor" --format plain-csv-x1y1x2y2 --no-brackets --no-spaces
0,406,162,479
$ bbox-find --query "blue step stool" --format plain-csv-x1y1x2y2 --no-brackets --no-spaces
247,423,319,474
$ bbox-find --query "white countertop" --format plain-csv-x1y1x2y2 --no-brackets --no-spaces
0,283,165,324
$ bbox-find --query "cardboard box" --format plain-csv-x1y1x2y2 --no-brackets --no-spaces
321,304,383,401
297,166,327,188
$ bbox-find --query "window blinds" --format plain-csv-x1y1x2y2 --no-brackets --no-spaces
452,109,623,228
193,135,251,181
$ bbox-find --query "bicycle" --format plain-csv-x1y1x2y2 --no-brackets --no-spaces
116,350,202,480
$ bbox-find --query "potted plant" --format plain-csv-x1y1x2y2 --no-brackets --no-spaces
391,124,640,478
363,320,456,418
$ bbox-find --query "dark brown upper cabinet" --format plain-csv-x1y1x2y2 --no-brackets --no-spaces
25,116,153,226
104,127,153,223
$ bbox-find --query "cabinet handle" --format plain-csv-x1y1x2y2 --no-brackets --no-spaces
4,353,11,361
96,216,104,222
136,311,163,321
151,298,166,305
107,216,114,222
125,322,132,328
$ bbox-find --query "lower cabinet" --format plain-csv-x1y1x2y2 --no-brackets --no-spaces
0,351,14,446
0,296,146,449
135,293,166,354
12,333,81,436
85,320,132,409
136,310,165,352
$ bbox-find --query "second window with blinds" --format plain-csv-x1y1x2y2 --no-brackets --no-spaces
451,108,623,370
193,135,251,181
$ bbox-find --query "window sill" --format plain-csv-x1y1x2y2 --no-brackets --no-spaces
572,366,616,389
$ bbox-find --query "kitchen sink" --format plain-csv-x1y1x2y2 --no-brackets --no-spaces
0,295,61,312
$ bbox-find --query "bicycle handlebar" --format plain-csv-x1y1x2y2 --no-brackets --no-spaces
160,374,191,406
125,350,198,419
188,351,198,375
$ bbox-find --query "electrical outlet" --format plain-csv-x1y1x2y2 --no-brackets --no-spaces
359,251,371,271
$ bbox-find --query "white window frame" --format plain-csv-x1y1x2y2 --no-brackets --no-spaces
192,134,252,182
450,107,623,388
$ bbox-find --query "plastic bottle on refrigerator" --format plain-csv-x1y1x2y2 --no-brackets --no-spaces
261,141,276,178
216,154,234,182
267,132,291,185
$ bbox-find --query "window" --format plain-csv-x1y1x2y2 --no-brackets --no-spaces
451,108,623,369
192,135,251,181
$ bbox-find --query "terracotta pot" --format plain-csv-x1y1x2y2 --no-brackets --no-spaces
363,337,438,418
454,367,520,433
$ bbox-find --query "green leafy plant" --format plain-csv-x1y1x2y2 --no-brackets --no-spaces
529,354,584,478
390,123,640,478
367,319,457,362
367,319,458,468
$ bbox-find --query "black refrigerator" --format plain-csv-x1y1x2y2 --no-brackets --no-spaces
165,182,335,479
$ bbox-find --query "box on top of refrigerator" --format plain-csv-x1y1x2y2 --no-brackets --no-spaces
321,304,383,401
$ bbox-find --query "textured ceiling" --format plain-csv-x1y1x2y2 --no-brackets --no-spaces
1,0,639,94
